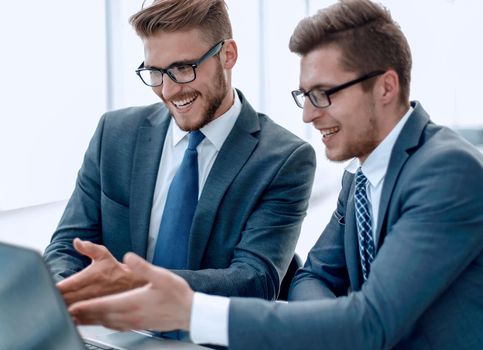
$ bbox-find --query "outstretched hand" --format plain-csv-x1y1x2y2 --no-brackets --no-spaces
57,238,147,305
69,252,194,332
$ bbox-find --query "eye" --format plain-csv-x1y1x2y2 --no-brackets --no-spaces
310,88,327,102
311,88,326,99
172,64,191,74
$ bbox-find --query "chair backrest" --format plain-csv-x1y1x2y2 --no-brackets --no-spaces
277,253,302,301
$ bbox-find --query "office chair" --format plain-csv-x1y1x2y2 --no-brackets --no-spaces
277,253,302,301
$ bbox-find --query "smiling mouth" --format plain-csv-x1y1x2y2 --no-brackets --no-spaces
172,94,198,109
321,127,340,138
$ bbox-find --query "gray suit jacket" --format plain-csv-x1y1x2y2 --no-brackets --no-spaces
229,102,483,349
43,90,316,299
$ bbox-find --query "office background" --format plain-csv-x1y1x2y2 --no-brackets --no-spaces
1,0,482,260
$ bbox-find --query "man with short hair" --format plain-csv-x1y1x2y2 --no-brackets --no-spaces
44,0,315,306
68,1,483,349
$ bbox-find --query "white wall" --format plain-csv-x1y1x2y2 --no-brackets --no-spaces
0,1,107,211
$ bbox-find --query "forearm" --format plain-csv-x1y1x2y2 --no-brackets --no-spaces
183,142,315,299
228,295,385,350
43,237,91,282
289,274,337,300
43,179,103,281
289,215,351,300
174,263,277,299
175,214,309,299
43,219,103,281
289,171,354,301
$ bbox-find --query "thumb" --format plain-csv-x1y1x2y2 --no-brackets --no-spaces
123,252,167,282
73,238,109,261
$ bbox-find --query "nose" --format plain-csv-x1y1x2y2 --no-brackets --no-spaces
159,74,182,99
302,100,323,124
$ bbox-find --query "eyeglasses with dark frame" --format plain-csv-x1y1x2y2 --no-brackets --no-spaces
135,40,225,87
291,70,386,109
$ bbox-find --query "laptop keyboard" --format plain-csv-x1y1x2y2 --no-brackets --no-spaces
84,340,115,350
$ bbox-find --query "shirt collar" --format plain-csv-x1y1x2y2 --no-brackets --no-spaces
345,106,413,187
171,89,241,150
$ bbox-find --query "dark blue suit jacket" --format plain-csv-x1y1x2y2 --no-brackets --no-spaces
229,102,483,349
43,90,316,299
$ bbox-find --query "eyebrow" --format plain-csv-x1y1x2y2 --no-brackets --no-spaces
166,59,197,69
299,83,332,92
144,58,197,71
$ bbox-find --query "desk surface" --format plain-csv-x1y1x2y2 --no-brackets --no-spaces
79,325,210,349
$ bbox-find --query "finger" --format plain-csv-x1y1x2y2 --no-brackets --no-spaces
73,238,110,261
123,253,150,271
69,287,147,329
58,263,117,304
124,253,168,284
57,264,96,295
61,285,102,306
69,294,126,323
70,303,114,327
57,255,106,298
57,273,85,295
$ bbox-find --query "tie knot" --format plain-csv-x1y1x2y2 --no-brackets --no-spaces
355,167,368,189
188,130,205,150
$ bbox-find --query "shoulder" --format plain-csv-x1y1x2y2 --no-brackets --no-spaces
88,103,169,150
237,89,310,150
408,123,482,174
93,102,169,144
396,123,483,217
257,113,313,153
101,102,168,129
235,89,314,160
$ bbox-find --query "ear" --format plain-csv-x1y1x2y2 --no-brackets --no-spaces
221,39,237,69
377,69,400,105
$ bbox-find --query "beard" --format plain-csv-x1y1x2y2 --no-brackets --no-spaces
161,59,228,131
325,101,379,163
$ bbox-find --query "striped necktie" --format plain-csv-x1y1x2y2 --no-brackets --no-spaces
354,167,375,281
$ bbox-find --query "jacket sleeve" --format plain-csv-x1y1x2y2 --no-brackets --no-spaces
175,142,316,300
289,171,353,300
228,144,483,350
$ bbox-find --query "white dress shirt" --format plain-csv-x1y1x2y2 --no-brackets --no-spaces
146,90,241,261
189,106,413,347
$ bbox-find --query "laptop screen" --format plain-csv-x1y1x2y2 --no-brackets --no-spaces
0,242,86,350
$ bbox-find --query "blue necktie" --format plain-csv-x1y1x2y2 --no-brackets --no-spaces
354,167,375,281
152,130,205,268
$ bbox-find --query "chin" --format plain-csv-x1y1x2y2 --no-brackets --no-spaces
173,115,211,132
325,150,352,163
173,119,198,132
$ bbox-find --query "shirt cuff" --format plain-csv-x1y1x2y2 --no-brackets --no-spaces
189,292,230,346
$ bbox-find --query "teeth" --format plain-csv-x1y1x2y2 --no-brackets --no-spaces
322,127,339,138
173,95,197,107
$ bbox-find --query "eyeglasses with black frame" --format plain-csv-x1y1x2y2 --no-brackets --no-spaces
135,40,225,87
291,70,386,109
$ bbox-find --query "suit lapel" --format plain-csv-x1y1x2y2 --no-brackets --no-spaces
374,102,430,248
187,91,261,269
130,106,171,257
343,172,364,290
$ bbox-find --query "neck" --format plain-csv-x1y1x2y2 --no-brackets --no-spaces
214,87,235,118
375,100,410,143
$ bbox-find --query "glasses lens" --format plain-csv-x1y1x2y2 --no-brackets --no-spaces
310,89,329,108
168,65,195,84
138,69,163,87
292,90,305,108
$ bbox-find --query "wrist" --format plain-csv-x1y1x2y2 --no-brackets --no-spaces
179,289,194,331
